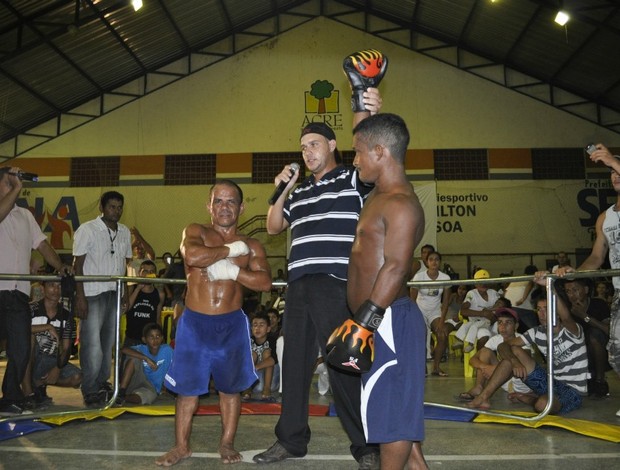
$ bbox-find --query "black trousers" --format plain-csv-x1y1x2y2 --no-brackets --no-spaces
0,290,31,404
275,274,378,460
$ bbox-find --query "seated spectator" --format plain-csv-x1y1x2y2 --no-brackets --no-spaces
123,260,165,349
454,269,500,352
266,307,281,337
271,268,287,297
561,278,611,398
411,243,435,277
457,307,533,402
468,277,588,414
29,262,47,302
483,296,513,337
410,251,451,376
117,323,173,405
242,313,277,402
496,272,513,296
314,351,330,396
23,279,81,408
595,280,613,307
158,251,173,278
444,284,466,352
503,265,540,333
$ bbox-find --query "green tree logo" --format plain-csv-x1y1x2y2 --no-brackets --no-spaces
310,80,334,113
305,80,339,114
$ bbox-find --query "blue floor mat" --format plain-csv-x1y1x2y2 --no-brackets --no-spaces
0,419,53,442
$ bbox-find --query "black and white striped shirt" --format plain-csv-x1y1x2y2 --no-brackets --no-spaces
284,166,371,283
521,324,589,395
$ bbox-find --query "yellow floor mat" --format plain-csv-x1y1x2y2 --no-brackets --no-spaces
474,410,620,443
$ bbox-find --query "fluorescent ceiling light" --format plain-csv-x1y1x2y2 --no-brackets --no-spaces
555,11,570,26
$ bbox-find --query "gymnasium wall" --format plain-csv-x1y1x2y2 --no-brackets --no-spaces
10,17,620,278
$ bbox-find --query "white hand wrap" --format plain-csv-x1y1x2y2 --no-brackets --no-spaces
225,240,250,258
206,259,240,281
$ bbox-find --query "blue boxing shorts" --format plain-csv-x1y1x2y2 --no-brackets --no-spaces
361,296,426,443
164,307,257,396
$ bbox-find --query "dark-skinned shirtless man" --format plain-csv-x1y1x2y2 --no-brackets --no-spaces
156,180,272,466
347,114,428,470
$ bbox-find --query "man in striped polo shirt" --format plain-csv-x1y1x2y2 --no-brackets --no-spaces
253,90,382,469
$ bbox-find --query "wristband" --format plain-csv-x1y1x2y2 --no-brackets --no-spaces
353,300,386,330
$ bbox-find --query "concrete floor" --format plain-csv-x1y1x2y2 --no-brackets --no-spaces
1,356,619,469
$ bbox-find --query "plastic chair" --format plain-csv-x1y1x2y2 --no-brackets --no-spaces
463,341,476,378
448,330,462,358
161,308,174,343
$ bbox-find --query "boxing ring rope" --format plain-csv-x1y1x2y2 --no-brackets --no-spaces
0,270,615,424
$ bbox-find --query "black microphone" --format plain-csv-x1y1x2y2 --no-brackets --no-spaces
9,171,39,182
268,163,300,205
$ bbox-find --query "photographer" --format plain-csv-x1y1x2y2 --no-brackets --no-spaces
556,143,620,417
0,166,72,416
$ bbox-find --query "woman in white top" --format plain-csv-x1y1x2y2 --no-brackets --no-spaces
503,265,539,333
411,251,452,376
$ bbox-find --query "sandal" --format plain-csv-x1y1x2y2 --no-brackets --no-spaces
455,392,476,401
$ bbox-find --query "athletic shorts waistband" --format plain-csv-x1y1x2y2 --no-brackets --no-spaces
182,306,245,321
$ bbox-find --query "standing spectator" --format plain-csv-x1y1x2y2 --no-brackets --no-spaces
123,260,165,349
73,191,132,408
551,251,571,274
557,143,620,417
253,90,383,468
126,227,156,291
156,180,272,466
0,166,72,416
23,279,81,408
127,227,156,278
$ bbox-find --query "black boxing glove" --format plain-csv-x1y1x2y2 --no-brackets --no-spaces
342,49,388,112
326,300,385,373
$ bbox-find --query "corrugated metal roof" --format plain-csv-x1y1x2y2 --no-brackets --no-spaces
0,0,619,159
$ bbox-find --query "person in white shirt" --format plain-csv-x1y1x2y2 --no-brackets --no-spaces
454,269,500,352
503,264,540,333
457,307,533,401
0,166,72,415
73,191,132,408
410,251,451,376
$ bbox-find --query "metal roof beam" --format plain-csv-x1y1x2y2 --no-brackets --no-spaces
82,0,146,73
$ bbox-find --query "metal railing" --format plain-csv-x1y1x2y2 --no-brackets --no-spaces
0,269,612,424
